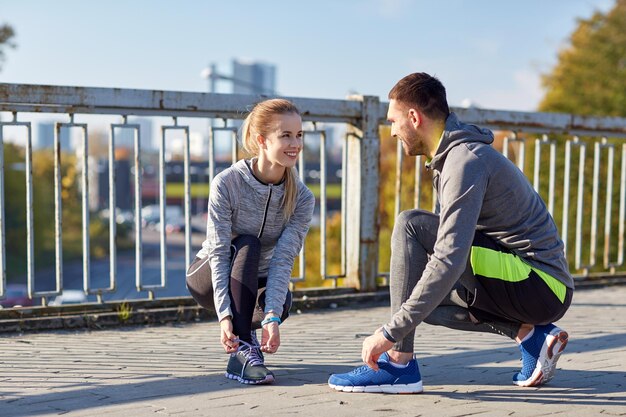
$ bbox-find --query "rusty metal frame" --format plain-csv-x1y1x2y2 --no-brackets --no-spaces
2,83,626,306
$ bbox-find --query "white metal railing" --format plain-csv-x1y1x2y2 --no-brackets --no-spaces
0,84,373,307
387,107,626,282
1,83,626,309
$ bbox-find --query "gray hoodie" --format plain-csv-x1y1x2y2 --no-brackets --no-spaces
196,158,315,322
384,112,573,341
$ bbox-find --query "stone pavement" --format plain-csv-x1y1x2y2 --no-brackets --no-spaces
1,286,625,417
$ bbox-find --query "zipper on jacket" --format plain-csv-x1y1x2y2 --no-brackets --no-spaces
257,184,273,239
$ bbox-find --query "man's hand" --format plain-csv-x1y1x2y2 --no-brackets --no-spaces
361,328,394,370
220,317,238,353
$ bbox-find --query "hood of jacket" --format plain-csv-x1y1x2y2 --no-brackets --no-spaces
427,112,494,171
232,157,286,198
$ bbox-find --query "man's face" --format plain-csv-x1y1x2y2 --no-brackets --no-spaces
387,99,424,156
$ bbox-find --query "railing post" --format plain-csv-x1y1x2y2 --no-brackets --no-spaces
345,95,381,291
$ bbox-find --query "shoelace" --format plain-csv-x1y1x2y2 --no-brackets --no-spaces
250,331,261,347
350,365,373,375
234,338,264,366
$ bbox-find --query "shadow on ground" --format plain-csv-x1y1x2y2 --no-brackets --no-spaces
0,364,355,417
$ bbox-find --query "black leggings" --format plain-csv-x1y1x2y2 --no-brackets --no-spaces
186,235,291,343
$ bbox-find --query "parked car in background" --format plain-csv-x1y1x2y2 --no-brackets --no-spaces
141,204,161,228
159,211,186,234
50,290,88,306
0,284,33,308
99,207,135,228
143,205,186,233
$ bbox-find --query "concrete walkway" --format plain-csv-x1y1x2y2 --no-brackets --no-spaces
1,286,625,417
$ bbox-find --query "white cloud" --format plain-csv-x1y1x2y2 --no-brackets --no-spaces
470,38,502,56
373,0,413,19
463,69,544,112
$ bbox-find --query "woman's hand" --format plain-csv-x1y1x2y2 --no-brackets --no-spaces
261,320,280,353
220,317,238,353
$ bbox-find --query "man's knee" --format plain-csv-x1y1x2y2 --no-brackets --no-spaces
392,209,437,240
395,209,420,228
424,306,473,328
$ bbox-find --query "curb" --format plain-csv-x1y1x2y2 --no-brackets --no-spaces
0,289,390,333
1,278,622,334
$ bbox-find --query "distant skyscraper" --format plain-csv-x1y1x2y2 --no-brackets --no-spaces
35,122,71,151
114,117,154,151
232,59,276,95
165,131,205,161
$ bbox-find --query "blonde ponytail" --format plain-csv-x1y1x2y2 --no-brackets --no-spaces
240,98,301,221
240,115,254,157
282,166,299,221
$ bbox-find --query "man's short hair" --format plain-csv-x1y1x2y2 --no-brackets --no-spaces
388,73,450,121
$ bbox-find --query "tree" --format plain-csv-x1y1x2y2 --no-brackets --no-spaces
0,23,16,71
539,0,626,274
3,143,128,281
540,0,626,116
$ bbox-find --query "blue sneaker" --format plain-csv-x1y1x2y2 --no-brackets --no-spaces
328,352,423,394
513,323,568,387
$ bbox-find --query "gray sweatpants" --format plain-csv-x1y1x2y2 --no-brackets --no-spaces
390,209,521,353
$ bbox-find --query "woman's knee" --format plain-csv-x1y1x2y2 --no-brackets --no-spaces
251,289,292,329
230,235,262,286
185,256,214,309
281,290,292,323
231,234,261,254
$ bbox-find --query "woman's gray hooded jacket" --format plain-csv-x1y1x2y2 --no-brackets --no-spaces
196,158,315,322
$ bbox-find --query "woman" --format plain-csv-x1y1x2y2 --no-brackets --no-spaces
186,98,315,385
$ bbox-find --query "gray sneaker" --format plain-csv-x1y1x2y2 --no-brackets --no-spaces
225,339,274,385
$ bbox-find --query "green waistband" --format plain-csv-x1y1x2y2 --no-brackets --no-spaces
470,246,566,303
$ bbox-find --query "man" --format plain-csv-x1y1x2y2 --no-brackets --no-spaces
328,72,573,393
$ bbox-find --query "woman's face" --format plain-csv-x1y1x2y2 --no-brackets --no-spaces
259,112,303,169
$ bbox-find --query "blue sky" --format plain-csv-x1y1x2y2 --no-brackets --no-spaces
0,0,615,112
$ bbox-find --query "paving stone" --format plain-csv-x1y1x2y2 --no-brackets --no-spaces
0,287,625,416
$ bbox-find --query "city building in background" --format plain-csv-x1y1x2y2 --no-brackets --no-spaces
34,122,71,150
231,59,276,95
201,59,277,95
114,117,154,151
